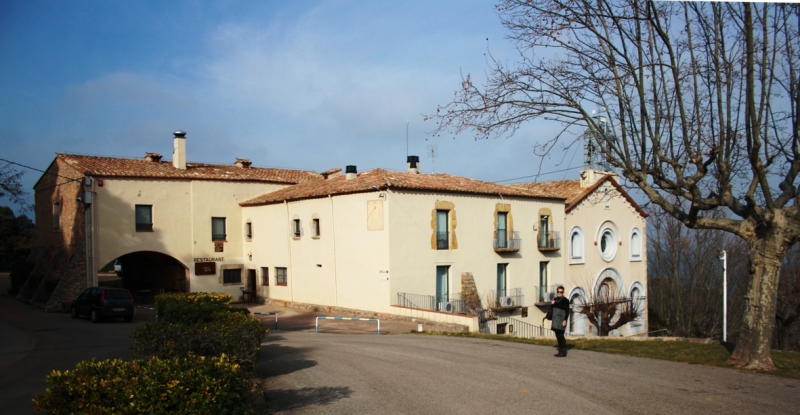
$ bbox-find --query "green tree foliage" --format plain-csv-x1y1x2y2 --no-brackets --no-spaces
0,164,28,210
0,205,34,273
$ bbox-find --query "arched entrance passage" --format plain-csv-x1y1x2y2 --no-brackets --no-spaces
116,251,188,303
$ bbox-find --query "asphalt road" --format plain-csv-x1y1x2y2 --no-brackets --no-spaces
0,272,158,415
258,331,800,414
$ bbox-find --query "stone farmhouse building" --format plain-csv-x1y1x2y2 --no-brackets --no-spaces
28,131,647,336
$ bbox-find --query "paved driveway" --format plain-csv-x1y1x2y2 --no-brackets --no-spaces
257,330,800,414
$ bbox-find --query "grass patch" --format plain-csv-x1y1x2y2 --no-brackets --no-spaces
410,331,800,379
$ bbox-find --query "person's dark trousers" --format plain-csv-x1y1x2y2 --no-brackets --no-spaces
554,329,567,357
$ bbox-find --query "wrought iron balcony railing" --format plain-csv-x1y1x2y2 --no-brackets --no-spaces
488,287,524,309
395,292,466,314
493,230,521,252
537,231,560,251
535,285,559,303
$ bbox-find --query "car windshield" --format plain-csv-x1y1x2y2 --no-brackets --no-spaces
105,290,130,300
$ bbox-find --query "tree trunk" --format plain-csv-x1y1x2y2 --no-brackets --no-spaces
727,234,785,370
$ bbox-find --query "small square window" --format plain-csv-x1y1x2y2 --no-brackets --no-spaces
212,217,226,241
135,205,153,231
276,267,288,286
223,268,242,284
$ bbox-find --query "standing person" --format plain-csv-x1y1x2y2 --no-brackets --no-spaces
551,286,569,357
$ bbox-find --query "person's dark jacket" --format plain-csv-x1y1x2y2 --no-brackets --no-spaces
551,296,570,332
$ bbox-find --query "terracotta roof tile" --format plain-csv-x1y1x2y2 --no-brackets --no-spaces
241,169,568,206
511,176,648,217
510,180,583,204
56,154,321,184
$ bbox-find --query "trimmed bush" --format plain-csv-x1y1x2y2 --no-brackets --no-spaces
155,292,233,324
33,354,256,415
132,311,267,368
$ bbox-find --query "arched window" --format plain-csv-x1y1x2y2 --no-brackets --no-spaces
569,227,584,264
567,287,588,336
630,228,642,261
629,281,646,329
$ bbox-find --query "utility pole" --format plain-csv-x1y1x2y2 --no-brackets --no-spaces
718,250,727,343
406,121,409,158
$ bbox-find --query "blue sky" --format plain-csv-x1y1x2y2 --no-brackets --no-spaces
1,0,577,215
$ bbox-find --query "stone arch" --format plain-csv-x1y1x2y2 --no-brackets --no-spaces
115,250,189,303
593,268,626,298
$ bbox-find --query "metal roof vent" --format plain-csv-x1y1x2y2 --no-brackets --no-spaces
407,155,420,174
345,165,357,180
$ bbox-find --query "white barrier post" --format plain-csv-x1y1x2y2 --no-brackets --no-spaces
253,312,279,330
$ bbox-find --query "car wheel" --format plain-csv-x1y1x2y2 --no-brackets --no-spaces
91,310,101,323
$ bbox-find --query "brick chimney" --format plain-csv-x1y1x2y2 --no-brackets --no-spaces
144,152,163,162
321,167,342,179
235,158,252,168
173,131,186,170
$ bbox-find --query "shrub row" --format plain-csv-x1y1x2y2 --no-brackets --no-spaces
35,293,268,414
33,354,256,415
132,310,266,368
155,292,234,324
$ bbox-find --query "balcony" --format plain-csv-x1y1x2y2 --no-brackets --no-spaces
535,285,558,306
493,230,521,252
488,287,524,310
395,292,467,314
537,231,560,252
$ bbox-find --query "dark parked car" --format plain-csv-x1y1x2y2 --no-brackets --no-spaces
71,287,135,323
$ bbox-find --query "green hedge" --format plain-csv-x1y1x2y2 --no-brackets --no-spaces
155,292,234,324
132,311,266,368
33,355,256,415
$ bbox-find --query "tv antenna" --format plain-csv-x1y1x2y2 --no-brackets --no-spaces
427,144,438,173
406,121,409,158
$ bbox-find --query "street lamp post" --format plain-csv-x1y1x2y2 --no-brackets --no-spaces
718,250,727,343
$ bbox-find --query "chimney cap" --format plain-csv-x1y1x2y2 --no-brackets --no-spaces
173,130,187,138
345,165,357,174
144,152,163,162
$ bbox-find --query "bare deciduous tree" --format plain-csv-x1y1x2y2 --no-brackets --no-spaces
776,244,800,351
647,210,748,341
0,163,28,210
574,278,643,337
428,1,800,370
